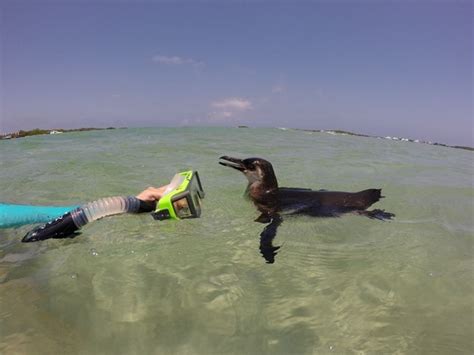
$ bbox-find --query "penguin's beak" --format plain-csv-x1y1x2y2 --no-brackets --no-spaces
219,156,246,171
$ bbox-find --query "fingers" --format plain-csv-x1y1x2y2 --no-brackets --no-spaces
136,185,169,202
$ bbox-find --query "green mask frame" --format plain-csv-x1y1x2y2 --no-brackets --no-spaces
152,171,205,220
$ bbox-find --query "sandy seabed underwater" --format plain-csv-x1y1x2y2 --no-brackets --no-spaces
1,127,473,354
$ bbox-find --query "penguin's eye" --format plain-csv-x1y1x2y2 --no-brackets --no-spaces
244,159,258,170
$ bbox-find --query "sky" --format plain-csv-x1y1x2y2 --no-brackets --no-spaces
1,1,472,146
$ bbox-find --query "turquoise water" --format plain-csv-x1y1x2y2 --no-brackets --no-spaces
0,127,472,354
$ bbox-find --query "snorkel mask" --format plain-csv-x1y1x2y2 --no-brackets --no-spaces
152,171,205,220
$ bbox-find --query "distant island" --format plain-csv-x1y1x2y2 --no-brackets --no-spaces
291,128,473,152
0,127,118,140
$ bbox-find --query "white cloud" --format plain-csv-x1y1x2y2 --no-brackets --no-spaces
208,98,253,122
272,84,285,93
211,97,252,111
221,111,233,118
208,111,234,121
152,55,203,67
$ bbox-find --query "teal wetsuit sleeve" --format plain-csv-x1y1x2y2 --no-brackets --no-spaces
0,204,79,228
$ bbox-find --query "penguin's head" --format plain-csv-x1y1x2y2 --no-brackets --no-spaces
219,156,278,189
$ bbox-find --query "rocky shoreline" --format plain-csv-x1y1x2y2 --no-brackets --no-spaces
0,127,117,140
290,128,473,152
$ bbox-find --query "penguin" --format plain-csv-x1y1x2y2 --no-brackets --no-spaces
219,156,394,263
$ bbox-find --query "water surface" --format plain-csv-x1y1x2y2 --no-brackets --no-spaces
1,128,472,354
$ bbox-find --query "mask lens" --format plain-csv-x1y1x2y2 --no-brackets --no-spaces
173,198,193,218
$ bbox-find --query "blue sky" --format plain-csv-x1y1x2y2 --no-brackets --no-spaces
1,1,472,145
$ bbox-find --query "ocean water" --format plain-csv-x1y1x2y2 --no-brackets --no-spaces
0,127,472,354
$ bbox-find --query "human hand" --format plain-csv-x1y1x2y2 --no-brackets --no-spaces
136,185,169,203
